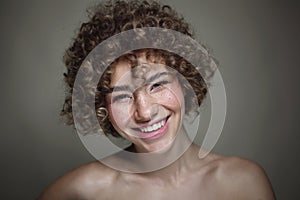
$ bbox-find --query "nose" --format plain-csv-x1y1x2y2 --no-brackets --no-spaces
133,92,158,123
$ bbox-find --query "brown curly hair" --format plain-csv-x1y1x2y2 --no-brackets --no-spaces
61,0,216,137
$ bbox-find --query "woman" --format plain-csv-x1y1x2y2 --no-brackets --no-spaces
38,0,275,199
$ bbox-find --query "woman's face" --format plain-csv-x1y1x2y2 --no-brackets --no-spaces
106,56,185,153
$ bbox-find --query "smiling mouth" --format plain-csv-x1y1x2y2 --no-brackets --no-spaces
133,116,170,134
140,118,166,133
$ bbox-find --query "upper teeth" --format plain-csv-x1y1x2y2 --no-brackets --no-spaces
140,119,166,133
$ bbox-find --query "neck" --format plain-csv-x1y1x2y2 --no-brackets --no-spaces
134,128,199,177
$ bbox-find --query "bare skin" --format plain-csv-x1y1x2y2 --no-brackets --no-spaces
37,144,275,200
39,55,275,199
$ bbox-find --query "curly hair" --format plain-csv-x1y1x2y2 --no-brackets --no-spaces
61,0,216,137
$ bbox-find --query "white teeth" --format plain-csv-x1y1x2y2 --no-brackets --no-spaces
141,119,166,133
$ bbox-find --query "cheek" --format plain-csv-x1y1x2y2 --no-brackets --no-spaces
155,87,184,110
108,105,130,129
107,106,135,140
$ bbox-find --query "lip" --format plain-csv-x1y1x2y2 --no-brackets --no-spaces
133,116,170,140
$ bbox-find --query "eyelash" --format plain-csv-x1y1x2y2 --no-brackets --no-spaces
112,94,133,103
150,81,169,91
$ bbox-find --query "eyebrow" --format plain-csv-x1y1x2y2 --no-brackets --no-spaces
108,72,169,93
108,85,131,93
147,72,169,84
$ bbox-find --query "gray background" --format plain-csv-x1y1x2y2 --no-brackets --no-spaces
1,0,299,199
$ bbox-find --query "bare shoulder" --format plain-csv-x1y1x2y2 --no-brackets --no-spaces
37,161,118,200
199,153,275,200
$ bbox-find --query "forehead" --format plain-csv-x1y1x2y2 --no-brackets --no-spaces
109,55,168,87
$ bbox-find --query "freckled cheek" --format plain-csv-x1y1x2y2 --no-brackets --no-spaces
155,89,184,110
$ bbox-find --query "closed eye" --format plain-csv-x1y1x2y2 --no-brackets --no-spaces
112,94,133,103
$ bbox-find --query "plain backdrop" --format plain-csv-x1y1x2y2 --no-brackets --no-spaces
1,0,299,199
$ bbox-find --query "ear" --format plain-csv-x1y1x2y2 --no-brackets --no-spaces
96,107,108,122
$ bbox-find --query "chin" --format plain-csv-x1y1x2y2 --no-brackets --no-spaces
139,137,176,153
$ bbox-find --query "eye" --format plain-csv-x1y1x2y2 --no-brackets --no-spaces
112,94,133,103
151,83,162,89
150,81,169,91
